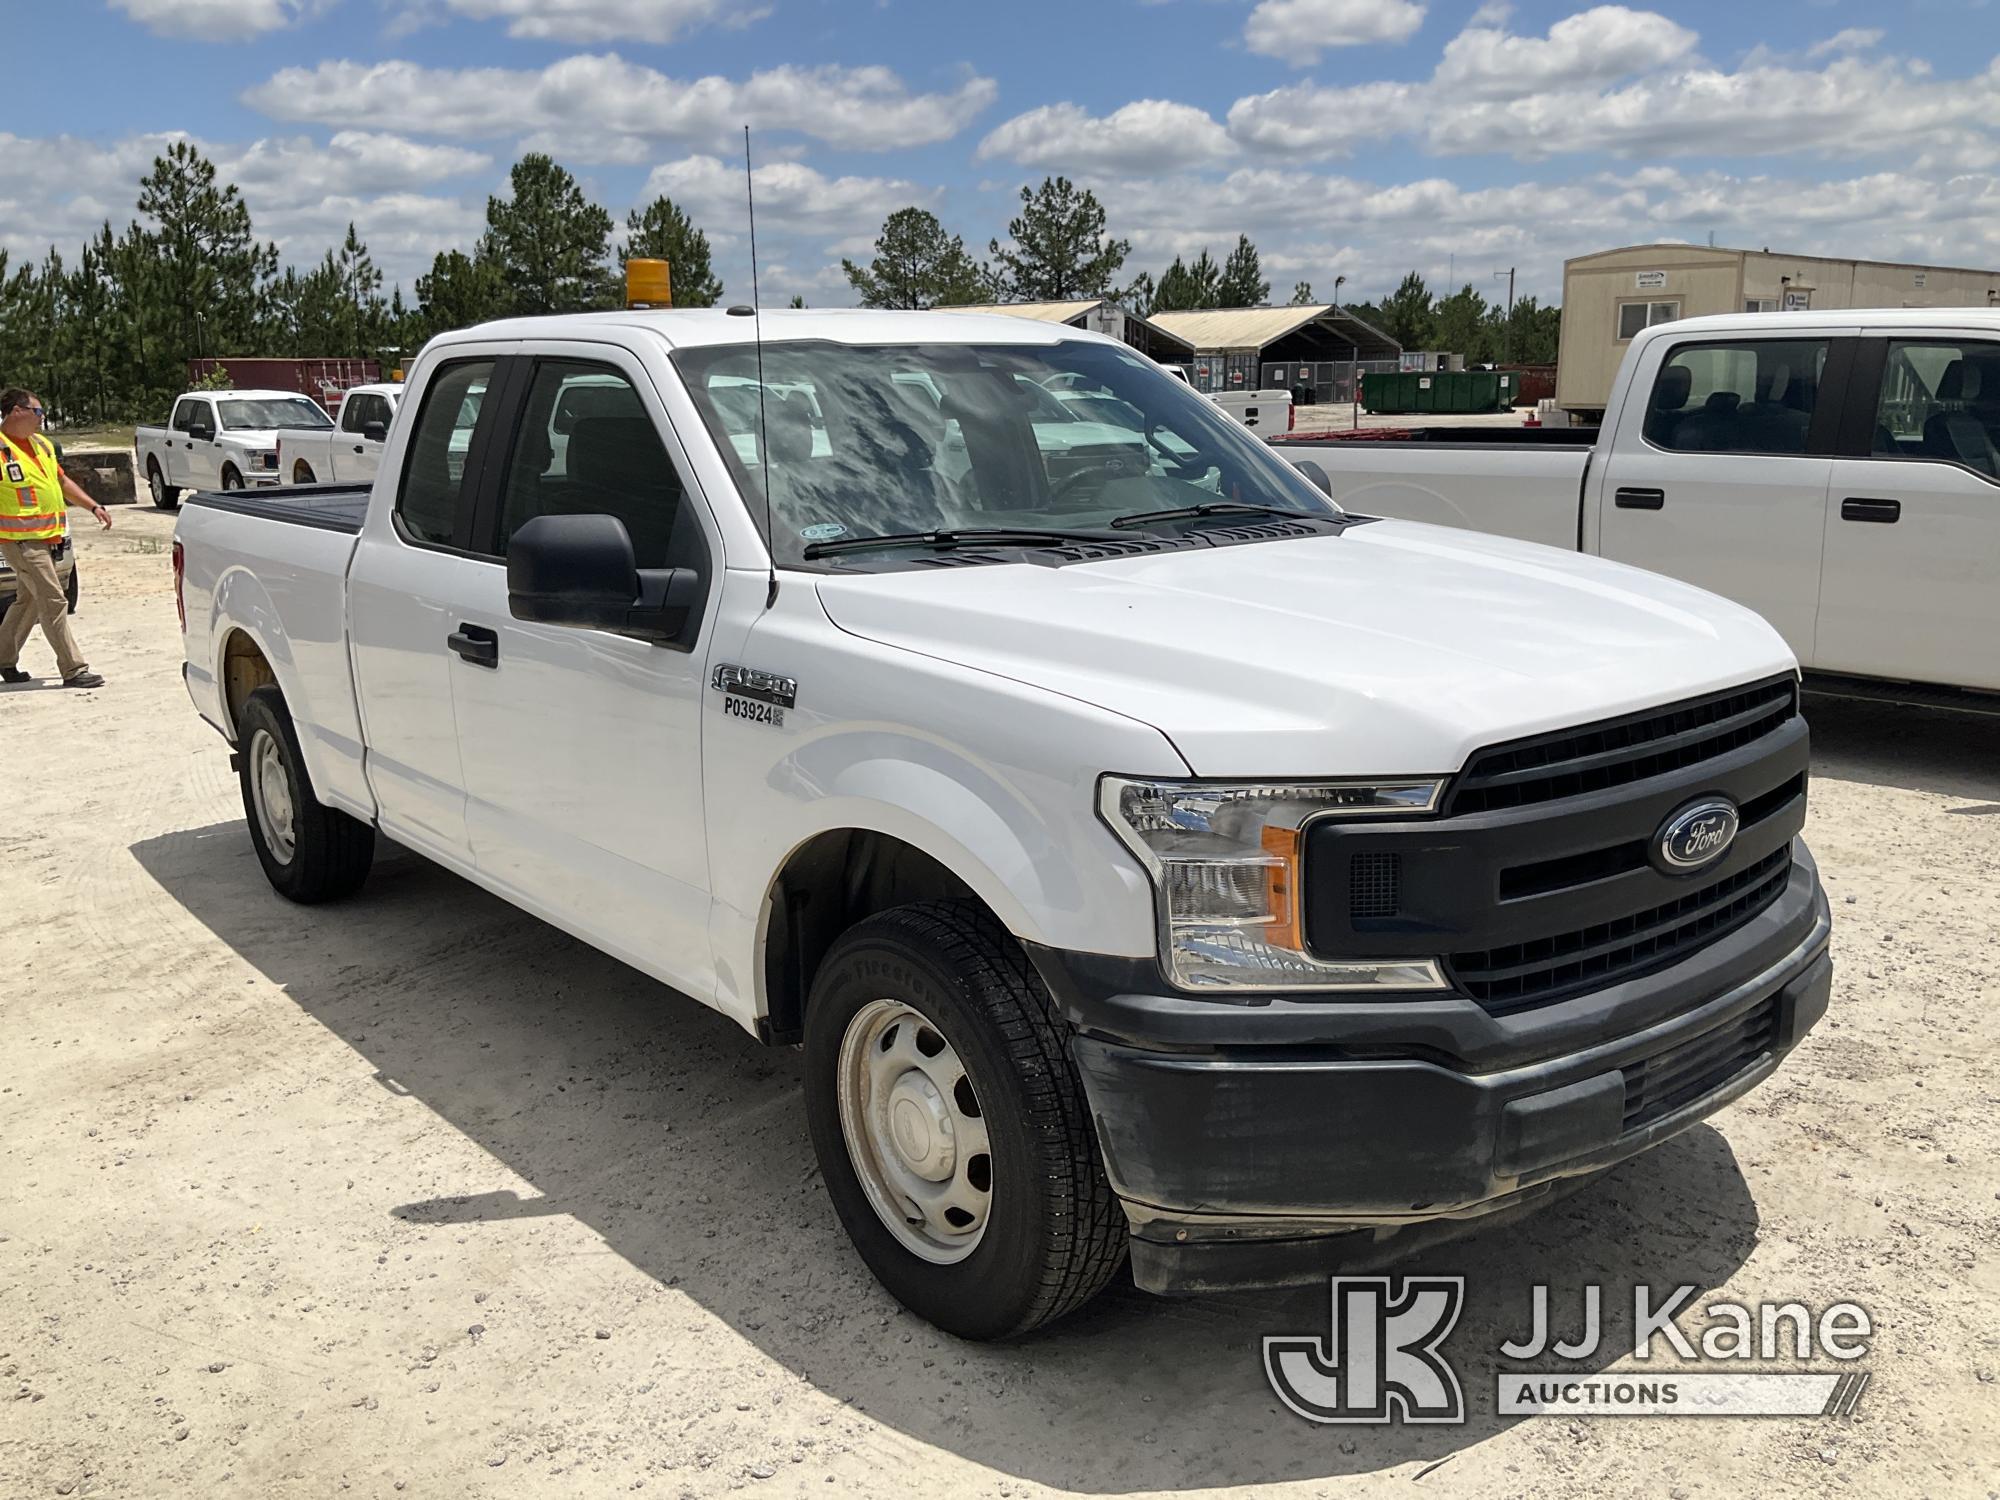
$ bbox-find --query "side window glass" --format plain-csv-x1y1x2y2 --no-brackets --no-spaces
341,396,369,433
496,362,694,571
396,360,493,547
1643,339,1829,456
171,401,190,432
1873,340,2000,479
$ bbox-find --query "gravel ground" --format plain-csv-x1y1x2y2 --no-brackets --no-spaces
3,506,1996,1499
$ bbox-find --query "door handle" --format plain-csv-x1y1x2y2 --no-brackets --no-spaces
1614,487,1665,510
447,624,499,667
1840,497,1901,524
353,445,366,454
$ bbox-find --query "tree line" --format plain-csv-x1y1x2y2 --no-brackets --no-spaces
1,147,1560,427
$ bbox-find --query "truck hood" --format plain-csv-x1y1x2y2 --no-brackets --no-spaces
811,520,1798,777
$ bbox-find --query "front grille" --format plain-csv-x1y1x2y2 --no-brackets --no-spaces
1447,676,1799,816
1623,997,1780,1131
1448,847,1794,1011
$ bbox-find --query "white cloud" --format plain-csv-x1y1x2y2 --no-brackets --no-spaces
1808,27,1885,58
641,155,933,247
435,0,761,43
976,100,1234,173
243,57,1000,155
1432,5,1697,98
1243,0,1426,65
111,0,308,41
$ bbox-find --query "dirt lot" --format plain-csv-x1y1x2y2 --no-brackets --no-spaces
4,506,1996,1499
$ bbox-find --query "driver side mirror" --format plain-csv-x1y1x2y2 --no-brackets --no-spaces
188,423,216,443
506,513,702,648
362,420,388,442
1293,459,1334,498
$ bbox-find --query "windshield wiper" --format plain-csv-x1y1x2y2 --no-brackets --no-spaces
802,526,1124,560
1109,501,1312,530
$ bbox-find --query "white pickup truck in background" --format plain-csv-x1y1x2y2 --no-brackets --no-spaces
136,390,335,506
277,383,403,486
173,308,1830,1339
1272,309,2000,701
1160,362,1294,433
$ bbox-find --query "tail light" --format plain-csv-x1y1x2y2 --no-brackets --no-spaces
1287,401,1296,431
172,540,186,633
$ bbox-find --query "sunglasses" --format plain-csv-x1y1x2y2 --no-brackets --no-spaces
6,405,45,417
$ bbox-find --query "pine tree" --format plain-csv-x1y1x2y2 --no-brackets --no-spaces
1291,281,1314,304
1216,235,1268,308
843,207,990,309
414,249,510,341
481,154,615,316
1378,271,1435,351
621,196,722,308
988,177,1129,302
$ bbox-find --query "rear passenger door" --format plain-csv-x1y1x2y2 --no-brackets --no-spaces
1592,332,1847,662
443,348,720,995
1817,336,2000,690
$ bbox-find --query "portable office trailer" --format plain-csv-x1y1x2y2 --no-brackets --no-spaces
1555,244,2000,420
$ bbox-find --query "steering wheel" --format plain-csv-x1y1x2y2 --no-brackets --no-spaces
1051,457,1141,505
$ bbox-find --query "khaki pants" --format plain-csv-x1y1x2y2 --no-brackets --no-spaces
0,539,86,681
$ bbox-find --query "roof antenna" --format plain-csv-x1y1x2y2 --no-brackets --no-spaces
745,124,778,609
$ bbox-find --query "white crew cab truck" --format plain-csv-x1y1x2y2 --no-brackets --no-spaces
174,309,1832,1339
137,390,335,506
277,383,404,487
1272,309,2000,702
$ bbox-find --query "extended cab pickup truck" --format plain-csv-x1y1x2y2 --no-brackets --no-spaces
175,310,1832,1338
137,390,336,507
1273,309,2000,701
277,383,404,487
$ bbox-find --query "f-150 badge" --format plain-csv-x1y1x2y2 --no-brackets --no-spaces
713,663,796,728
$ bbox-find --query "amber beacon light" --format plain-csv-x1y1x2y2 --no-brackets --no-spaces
626,258,673,308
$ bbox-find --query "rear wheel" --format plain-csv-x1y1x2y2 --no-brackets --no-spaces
804,900,1125,1340
237,685,374,903
148,461,179,509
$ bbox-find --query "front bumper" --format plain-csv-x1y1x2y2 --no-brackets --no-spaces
1028,842,1831,1294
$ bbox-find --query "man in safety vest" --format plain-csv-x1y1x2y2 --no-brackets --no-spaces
1,387,111,688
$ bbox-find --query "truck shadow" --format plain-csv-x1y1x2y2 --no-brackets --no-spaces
132,823,1763,1491
1803,691,2000,809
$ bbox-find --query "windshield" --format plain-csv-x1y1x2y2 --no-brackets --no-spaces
672,339,1338,566
218,398,332,431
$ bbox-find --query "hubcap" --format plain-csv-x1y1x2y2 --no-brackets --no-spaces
836,998,992,1263
249,728,297,863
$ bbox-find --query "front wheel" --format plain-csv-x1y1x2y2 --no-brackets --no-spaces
293,461,316,485
220,465,243,491
804,901,1125,1339
236,685,375,903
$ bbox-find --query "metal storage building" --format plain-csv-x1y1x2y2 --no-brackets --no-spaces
1556,244,2000,419
1146,304,1402,401
943,299,1196,364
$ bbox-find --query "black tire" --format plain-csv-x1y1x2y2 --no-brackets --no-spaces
804,900,1125,1340
293,461,316,485
220,465,244,491
148,461,180,509
236,684,375,903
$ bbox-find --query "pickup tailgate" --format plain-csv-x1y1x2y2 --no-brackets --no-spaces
1270,435,1592,550
176,485,369,811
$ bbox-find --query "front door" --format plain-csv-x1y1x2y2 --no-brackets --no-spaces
336,392,391,484
1592,332,1842,663
444,349,719,995
170,397,215,490
1818,336,2000,690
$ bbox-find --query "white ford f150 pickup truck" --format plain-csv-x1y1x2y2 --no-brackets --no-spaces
277,383,404,487
1272,309,2000,702
138,390,336,506
175,309,1831,1338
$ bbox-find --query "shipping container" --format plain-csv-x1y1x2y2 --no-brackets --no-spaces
186,357,384,409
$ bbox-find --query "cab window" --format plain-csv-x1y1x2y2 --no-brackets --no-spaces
395,360,493,548
1643,339,1829,456
1870,340,2000,480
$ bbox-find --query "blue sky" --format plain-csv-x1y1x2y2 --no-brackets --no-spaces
6,0,1999,308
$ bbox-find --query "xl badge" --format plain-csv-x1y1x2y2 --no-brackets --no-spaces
712,663,796,729
1653,797,1739,874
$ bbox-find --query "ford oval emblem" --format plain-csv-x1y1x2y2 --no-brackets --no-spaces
1655,798,1740,874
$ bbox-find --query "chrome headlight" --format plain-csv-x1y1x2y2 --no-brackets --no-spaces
1099,776,1448,992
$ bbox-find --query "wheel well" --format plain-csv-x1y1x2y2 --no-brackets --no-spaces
221,630,277,737
293,460,314,482
762,830,981,1045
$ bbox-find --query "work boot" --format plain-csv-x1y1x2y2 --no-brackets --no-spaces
0,666,29,684
63,671,105,689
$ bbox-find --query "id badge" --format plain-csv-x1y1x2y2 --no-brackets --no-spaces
4,461,23,485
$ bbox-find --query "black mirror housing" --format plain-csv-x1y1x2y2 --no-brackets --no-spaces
1293,458,1334,498
190,424,216,443
506,513,701,646
362,420,388,442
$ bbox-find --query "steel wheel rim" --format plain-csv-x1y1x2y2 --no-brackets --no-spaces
150,468,165,502
836,998,993,1264
249,728,297,863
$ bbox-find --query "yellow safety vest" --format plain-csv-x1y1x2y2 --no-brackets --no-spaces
0,433,66,543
